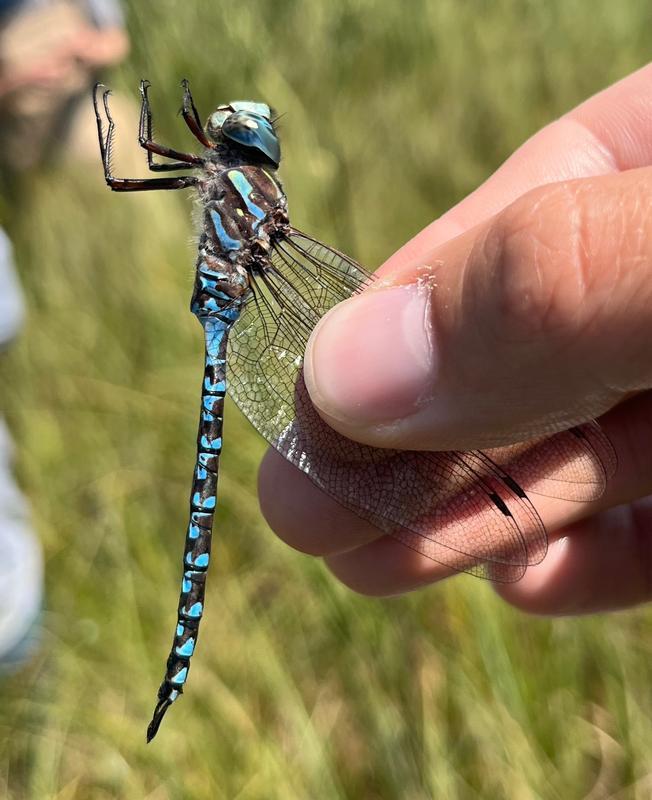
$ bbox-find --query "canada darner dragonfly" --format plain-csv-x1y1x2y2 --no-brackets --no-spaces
93,80,616,742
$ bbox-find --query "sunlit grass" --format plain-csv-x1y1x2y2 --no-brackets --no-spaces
1,1,652,798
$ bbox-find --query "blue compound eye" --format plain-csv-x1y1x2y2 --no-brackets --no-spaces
206,106,233,141
221,111,280,167
209,110,231,130
229,101,272,119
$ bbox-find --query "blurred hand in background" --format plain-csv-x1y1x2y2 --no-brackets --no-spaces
0,0,130,667
0,0,129,171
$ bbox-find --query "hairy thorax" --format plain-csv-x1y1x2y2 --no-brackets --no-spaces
192,155,289,311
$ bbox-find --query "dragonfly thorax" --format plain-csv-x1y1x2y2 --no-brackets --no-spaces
205,101,280,167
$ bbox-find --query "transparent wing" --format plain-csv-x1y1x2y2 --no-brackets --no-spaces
227,229,613,581
484,421,616,502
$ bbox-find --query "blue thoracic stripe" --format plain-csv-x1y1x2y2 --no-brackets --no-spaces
227,170,266,229
209,208,241,251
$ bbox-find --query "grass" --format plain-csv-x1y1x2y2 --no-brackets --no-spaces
1,1,652,797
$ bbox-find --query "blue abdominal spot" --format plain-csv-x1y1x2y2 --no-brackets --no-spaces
203,396,220,412
186,602,203,618
171,667,188,685
204,377,226,394
175,638,195,658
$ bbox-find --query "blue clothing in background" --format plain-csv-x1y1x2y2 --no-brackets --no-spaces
0,227,42,665
0,0,22,18
0,228,25,348
0,0,124,28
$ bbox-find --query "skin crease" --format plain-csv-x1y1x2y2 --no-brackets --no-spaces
258,62,652,613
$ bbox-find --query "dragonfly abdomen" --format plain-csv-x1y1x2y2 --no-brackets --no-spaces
147,307,240,743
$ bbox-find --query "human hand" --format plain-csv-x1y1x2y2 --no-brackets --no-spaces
0,56,73,95
0,26,128,97
65,26,129,69
258,63,652,614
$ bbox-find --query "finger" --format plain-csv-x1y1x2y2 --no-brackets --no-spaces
257,446,380,557
304,63,652,451
305,168,652,451
258,392,652,596
493,497,652,615
389,61,652,268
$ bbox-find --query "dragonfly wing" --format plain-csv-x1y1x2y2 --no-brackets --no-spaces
483,420,617,502
226,228,609,581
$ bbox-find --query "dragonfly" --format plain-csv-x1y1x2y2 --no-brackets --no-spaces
93,80,616,742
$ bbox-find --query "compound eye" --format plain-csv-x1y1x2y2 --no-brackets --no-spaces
208,109,231,131
221,111,280,166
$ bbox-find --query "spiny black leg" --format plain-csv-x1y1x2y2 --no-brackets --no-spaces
93,82,110,169
93,83,198,192
182,78,203,129
180,78,213,148
138,79,203,171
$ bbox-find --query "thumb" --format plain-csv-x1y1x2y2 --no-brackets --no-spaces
304,169,652,450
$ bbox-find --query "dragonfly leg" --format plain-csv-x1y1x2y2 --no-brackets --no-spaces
180,78,213,148
93,83,199,192
138,80,203,171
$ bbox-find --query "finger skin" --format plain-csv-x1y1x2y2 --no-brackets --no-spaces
259,392,652,599
305,168,652,452
494,499,652,615
304,62,652,452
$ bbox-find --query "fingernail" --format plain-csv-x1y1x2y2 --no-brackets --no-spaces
304,284,435,427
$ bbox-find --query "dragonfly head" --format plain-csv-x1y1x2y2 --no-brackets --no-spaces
205,101,280,167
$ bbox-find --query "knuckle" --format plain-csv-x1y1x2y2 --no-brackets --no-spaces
484,182,595,345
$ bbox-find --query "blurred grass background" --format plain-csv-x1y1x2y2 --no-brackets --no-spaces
1,1,652,798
